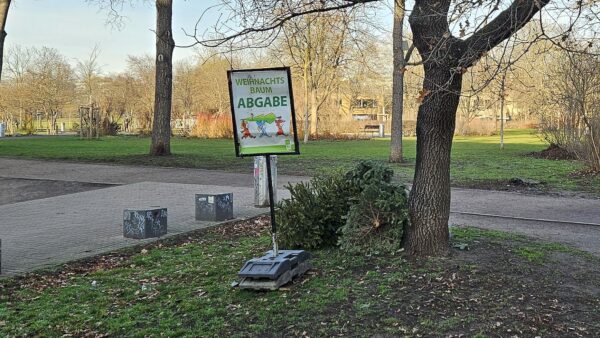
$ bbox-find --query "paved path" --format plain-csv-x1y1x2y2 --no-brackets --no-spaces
0,181,285,276
0,158,307,187
0,158,599,276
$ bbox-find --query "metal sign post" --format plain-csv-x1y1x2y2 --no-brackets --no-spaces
265,154,278,257
228,67,311,290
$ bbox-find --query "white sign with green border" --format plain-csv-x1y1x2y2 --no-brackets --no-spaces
227,67,300,157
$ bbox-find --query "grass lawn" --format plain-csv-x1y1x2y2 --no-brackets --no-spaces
0,129,597,194
1,217,598,337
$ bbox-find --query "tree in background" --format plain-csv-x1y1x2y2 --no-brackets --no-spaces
173,60,196,132
76,45,103,135
192,54,232,114
150,0,174,155
93,0,176,155
538,45,600,171
126,55,155,132
1,45,33,133
388,0,414,163
2,46,76,134
277,12,356,142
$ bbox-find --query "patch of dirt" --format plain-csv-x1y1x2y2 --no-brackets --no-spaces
529,144,577,160
455,179,551,195
569,168,600,179
441,235,600,336
0,177,114,205
322,234,600,337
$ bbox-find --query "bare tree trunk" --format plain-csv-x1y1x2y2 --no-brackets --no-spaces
309,87,318,138
404,0,466,256
389,0,405,163
150,0,174,156
0,0,10,81
499,74,506,149
51,112,58,135
404,66,463,256
303,68,310,143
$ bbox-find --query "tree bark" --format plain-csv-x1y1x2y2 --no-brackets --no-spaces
389,0,405,163
0,0,11,81
150,0,174,156
404,66,462,256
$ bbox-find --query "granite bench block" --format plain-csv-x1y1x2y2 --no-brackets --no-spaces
123,208,167,239
195,193,233,221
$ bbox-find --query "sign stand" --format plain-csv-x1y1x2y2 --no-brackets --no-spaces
228,67,311,290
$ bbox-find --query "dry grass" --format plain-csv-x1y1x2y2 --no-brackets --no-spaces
297,118,418,139
456,118,497,136
190,112,233,139
506,119,538,129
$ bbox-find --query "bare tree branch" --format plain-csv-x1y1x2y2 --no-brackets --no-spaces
460,0,551,67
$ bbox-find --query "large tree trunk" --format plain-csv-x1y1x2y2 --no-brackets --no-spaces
150,0,174,156
403,0,551,253
404,0,465,256
404,66,463,256
0,0,11,81
389,0,405,163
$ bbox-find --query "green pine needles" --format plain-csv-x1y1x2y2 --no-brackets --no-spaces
276,161,409,254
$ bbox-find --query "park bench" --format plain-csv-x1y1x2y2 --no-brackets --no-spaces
363,124,381,137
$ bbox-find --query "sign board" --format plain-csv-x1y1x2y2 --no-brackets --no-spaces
227,67,300,157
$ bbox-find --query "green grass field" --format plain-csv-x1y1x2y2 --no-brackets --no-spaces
1,222,598,337
0,129,597,193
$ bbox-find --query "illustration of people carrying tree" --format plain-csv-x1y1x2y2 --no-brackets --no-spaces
275,116,287,136
240,119,255,139
240,113,287,139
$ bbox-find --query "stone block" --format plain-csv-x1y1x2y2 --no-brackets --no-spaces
195,193,233,221
123,207,167,239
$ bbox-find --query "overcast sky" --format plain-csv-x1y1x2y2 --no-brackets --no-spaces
5,0,222,74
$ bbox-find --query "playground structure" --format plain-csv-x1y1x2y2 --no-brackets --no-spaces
78,104,101,139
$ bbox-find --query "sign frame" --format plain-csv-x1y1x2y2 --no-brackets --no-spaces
227,66,300,158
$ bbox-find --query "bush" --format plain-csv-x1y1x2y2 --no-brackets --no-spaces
276,161,409,253
539,115,600,172
102,119,121,136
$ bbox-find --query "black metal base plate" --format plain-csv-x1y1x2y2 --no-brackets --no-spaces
239,261,311,290
238,250,311,280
